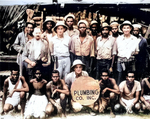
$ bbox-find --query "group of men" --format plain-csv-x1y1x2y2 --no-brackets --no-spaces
1,13,150,118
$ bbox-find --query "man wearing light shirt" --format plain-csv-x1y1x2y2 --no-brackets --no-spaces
113,20,139,85
96,22,115,80
51,21,71,79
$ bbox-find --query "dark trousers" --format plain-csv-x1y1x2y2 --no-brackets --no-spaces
96,59,111,80
75,55,90,71
117,60,135,85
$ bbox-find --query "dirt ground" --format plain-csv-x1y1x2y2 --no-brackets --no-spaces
0,99,150,119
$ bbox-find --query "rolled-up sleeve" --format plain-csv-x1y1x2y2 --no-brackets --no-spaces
90,40,95,57
13,33,22,52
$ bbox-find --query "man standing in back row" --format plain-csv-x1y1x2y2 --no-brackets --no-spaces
113,20,139,85
64,13,79,65
96,22,115,79
71,20,95,74
132,24,147,80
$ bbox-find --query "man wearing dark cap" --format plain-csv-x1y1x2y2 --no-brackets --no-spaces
113,20,139,85
96,22,115,80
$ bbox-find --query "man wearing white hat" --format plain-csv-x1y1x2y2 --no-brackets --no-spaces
65,59,88,112
42,17,56,80
96,22,115,79
64,13,79,38
110,21,121,79
132,24,147,80
110,21,121,39
64,13,79,66
65,59,88,90
71,20,95,74
51,21,71,79
113,20,139,85
90,20,100,78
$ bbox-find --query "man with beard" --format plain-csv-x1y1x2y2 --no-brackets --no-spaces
13,21,35,76
1,67,29,117
140,76,150,112
110,21,120,40
117,71,141,113
113,21,139,85
71,20,94,73
96,22,115,79
24,68,48,119
99,70,120,117
110,22,120,79
45,70,69,119
132,24,147,80
64,13,79,65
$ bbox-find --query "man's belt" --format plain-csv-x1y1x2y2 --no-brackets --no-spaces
118,56,135,63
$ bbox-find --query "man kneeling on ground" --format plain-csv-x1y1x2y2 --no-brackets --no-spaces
24,68,48,119
116,71,141,114
140,76,150,112
99,69,120,117
1,66,29,117
45,70,69,118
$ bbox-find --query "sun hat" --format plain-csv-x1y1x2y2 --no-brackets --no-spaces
64,13,75,21
43,16,56,28
90,20,98,26
71,59,85,70
110,21,119,27
132,24,141,29
77,20,89,27
53,21,68,33
120,20,133,31
101,22,111,31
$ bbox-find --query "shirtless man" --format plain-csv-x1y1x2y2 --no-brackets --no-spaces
140,76,150,112
45,70,69,118
118,71,141,113
24,68,48,119
1,67,29,117
99,70,120,117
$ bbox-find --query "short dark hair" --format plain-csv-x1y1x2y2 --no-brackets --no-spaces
10,65,19,74
52,70,60,76
126,71,135,77
33,67,42,74
26,22,35,28
101,69,110,76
